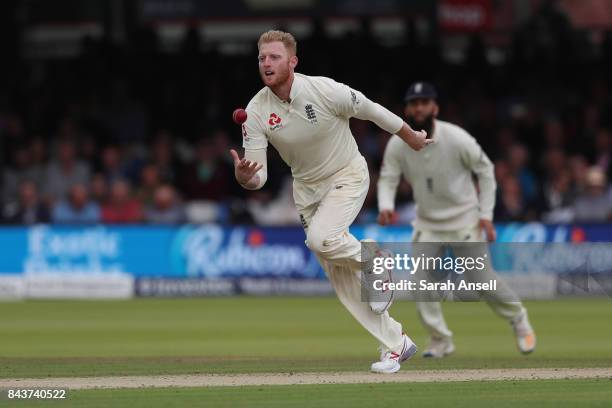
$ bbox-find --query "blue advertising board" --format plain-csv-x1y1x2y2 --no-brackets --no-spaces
0,224,321,279
351,223,612,243
0,223,610,279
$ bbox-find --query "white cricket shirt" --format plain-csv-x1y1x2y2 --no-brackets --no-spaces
378,119,496,231
242,73,403,183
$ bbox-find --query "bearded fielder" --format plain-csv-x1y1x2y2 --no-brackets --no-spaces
377,82,536,357
230,31,433,373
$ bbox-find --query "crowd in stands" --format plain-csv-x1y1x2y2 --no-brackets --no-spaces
1,2,612,225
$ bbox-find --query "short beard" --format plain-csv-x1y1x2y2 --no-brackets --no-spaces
261,64,291,88
406,114,435,138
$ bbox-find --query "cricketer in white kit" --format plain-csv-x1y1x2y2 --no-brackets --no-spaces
229,30,433,374
377,82,536,357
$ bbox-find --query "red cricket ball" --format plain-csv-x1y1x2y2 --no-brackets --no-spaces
232,108,248,125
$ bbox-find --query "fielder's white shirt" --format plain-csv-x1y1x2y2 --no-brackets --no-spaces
243,73,403,183
378,119,496,231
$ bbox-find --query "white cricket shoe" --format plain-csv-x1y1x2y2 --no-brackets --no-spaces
361,239,395,315
512,309,536,354
422,336,455,358
371,334,418,374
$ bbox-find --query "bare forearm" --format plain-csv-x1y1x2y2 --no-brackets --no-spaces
396,123,419,145
395,123,432,151
235,148,268,190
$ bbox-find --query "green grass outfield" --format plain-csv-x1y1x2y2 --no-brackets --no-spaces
2,380,612,408
0,297,611,378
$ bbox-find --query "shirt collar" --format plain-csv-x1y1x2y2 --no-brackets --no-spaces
269,72,303,104
289,73,304,101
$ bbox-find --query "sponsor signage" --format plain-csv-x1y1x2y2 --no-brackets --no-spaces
438,0,492,32
0,223,610,299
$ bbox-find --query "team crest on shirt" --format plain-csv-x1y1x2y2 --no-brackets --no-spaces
268,113,283,130
242,124,249,141
305,104,317,124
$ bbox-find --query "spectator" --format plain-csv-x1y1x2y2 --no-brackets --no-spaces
90,173,109,204
2,181,50,224
150,132,178,183
593,128,612,178
495,176,527,221
135,164,161,206
44,139,91,203
181,138,232,201
572,167,612,222
506,143,537,202
542,148,567,187
494,159,511,184
568,155,590,194
100,145,127,183
539,170,575,223
2,144,38,203
51,184,100,224
28,137,47,184
144,185,185,224
101,179,143,223
0,15,611,225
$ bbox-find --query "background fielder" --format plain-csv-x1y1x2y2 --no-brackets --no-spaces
377,82,536,357
231,30,432,373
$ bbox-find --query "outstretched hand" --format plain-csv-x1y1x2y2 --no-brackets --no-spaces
230,149,263,186
479,219,497,242
407,128,434,151
377,210,396,226
397,123,434,151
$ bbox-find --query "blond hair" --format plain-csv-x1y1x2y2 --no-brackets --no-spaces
257,30,297,56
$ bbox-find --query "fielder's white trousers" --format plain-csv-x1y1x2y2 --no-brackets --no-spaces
294,156,405,353
412,225,525,339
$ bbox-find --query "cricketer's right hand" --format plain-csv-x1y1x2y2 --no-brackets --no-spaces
230,149,263,187
396,123,434,151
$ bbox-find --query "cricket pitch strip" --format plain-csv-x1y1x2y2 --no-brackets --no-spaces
1,368,611,389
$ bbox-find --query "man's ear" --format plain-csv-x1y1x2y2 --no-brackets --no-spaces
290,55,298,69
433,102,440,118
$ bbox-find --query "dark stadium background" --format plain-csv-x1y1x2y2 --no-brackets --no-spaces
0,3,611,404
1,0,611,227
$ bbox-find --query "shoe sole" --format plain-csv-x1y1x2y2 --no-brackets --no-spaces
370,364,401,374
402,343,418,361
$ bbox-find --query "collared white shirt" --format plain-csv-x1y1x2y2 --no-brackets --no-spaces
378,119,496,231
243,73,366,183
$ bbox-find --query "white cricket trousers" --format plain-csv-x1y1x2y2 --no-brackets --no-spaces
412,225,525,339
293,156,405,353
